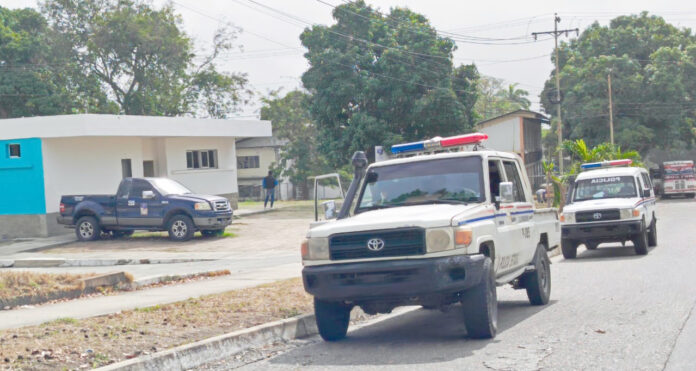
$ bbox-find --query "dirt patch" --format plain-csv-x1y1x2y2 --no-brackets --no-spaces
0,272,97,302
0,278,312,370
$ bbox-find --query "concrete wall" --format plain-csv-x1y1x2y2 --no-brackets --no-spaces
0,213,67,239
236,146,278,179
164,137,238,196
0,138,47,216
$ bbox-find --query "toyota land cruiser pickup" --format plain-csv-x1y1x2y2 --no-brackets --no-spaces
560,160,657,258
301,133,560,341
58,177,233,241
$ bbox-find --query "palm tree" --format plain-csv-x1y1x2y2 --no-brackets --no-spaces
561,139,643,175
497,83,531,109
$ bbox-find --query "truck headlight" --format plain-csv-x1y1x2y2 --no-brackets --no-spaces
194,202,212,211
454,227,473,248
426,228,453,253
560,212,575,223
301,237,329,260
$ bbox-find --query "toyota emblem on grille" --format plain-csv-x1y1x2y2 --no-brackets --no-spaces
593,212,602,220
366,238,385,251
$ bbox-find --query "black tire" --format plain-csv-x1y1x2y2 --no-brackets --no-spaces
167,215,194,241
201,229,225,238
314,298,351,341
585,242,598,250
561,239,577,259
633,219,649,255
75,216,101,241
112,230,134,239
523,244,551,306
647,218,657,247
461,257,497,339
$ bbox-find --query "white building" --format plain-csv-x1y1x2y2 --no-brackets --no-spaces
0,114,271,238
236,136,295,201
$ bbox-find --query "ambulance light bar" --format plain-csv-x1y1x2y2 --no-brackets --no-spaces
391,133,488,154
580,159,632,170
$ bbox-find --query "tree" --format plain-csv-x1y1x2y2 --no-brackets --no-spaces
0,6,113,118
41,0,249,117
498,83,530,109
561,139,643,175
474,77,530,120
300,0,479,167
260,90,329,199
541,12,696,156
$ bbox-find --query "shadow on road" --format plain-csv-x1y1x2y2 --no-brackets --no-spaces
268,299,556,367
558,243,656,263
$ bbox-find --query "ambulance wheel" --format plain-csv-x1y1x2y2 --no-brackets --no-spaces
561,239,577,259
461,257,497,339
633,219,649,255
315,298,351,341
647,218,657,247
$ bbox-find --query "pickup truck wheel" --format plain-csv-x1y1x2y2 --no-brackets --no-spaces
561,239,577,259
523,244,551,306
647,218,657,247
461,257,497,339
76,216,101,241
167,215,194,241
633,220,649,255
314,298,351,341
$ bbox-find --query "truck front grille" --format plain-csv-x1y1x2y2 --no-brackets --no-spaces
214,200,230,211
575,209,620,223
329,228,425,260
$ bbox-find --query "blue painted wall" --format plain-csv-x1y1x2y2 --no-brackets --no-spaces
0,138,46,215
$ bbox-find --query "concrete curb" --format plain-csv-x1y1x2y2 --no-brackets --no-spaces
5,258,215,268
131,270,229,289
96,314,317,371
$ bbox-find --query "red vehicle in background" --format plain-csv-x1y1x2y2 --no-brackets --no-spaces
662,161,696,198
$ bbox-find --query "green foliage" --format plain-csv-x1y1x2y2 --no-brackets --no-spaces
541,12,696,156
474,77,531,120
300,0,479,167
261,90,330,199
38,0,248,117
562,138,643,175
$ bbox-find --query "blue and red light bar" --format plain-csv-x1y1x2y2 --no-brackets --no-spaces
391,133,488,154
580,159,632,170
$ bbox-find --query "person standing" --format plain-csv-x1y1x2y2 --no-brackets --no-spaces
262,171,278,208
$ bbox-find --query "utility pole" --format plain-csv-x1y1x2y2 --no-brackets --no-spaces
608,73,614,145
532,13,578,173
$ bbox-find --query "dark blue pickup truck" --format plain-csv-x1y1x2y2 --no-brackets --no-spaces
58,178,233,241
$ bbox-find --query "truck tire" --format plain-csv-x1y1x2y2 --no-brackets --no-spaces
561,239,577,259
314,298,352,341
633,220,649,255
523,244,551,306
167,215,194,241
75,216,101,241
461,257,497,339
647,218,657,247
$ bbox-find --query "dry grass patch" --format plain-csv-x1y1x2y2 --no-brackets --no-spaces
0,272,97,301
0,278,312,370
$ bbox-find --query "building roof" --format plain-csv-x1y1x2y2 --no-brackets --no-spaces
236,136,288,148
0,114,271,140
475,109,549,129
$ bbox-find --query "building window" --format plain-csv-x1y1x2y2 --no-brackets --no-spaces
186,150,218,169
8,144,21,158
237,156,260,169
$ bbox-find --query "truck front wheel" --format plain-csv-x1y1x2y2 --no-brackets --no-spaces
522,244,551,306
633,220,649,255
561,239,577,259
461,257,497,339
167,215,194,241
647,218,657,247
76,216,101,241
314,298,352,341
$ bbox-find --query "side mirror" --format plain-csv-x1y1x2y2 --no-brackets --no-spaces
643,189,651,198
322,200,337,220
142,190,156,199
499,182,514,203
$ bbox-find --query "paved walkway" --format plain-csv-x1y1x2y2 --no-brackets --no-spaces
0,262,301,330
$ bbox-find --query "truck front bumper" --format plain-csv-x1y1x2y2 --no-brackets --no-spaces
194,212,233,230
562,220,641,240
302,254,486,302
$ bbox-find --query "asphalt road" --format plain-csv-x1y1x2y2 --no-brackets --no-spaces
207,199,696,370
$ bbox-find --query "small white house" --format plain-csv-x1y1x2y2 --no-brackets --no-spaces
0,114,271,238
236,136,295,201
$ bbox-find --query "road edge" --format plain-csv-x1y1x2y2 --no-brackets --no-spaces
95,314,317,371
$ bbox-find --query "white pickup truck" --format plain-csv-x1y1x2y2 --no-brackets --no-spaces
301,134,560,341
560,160,657,258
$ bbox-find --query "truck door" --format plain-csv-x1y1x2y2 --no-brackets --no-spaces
126,179,164,227
498,159,535,274
116,179,136,225
640,171,656,223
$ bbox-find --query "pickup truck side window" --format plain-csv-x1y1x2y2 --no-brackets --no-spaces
488,160,503,201
641,173,652,191
117,179,132,199
131,179,154,199
502,161,527,202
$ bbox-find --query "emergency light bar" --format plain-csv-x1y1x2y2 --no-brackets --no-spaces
391,133,488,154
580,159,632,170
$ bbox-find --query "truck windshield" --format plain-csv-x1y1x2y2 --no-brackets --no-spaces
149,178,192,196
356,157,485,212
573,176,637,201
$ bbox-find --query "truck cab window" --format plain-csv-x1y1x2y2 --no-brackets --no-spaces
488,160,503,201
117,179,132,199
131,180,154,198
502,161,527,202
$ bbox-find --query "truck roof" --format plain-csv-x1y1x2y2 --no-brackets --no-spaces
369,150,519,168
575,166,645,180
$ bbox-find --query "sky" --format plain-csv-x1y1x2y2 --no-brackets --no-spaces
6,0,696,119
